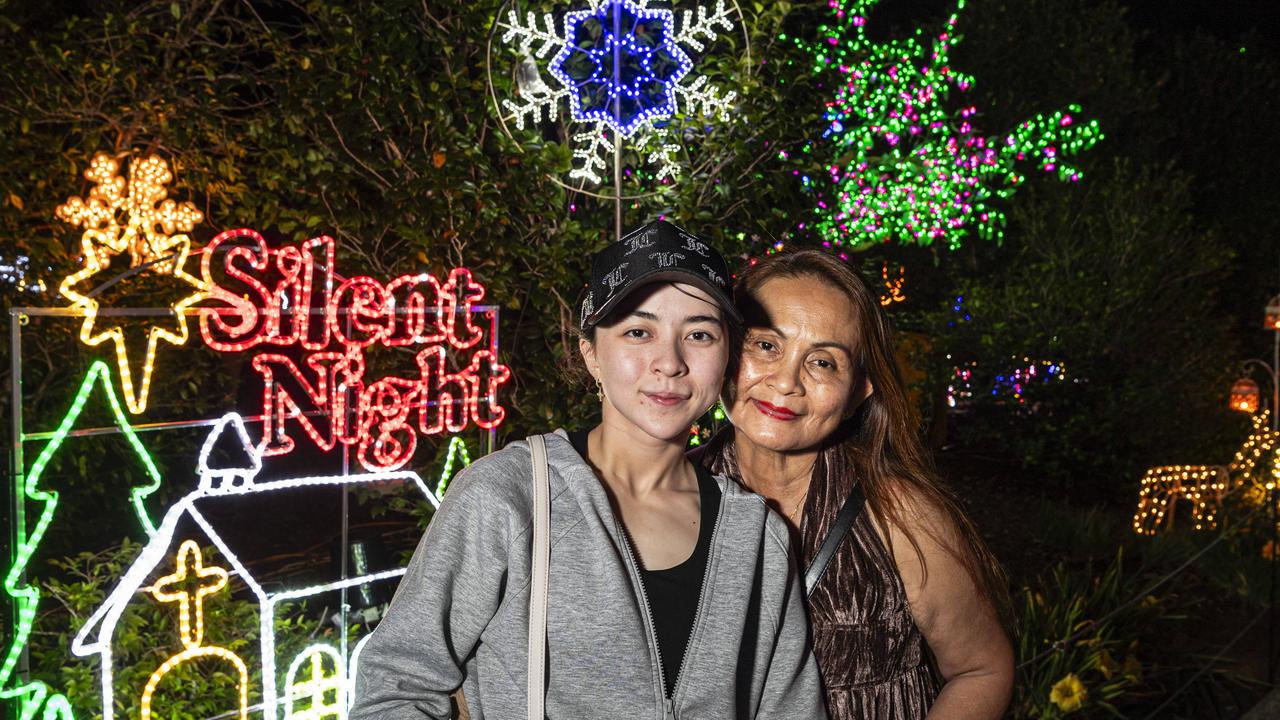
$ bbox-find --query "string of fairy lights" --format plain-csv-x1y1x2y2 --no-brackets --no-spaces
285,646,347,720
1133,410,1280,535
786,0,1102,250
3,383,475,720
55,153,204,268
138,540,248,720
64,413,454,720
1,362,152,720
56,153,209,415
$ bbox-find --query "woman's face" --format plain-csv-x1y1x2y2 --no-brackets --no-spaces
727,274,871,455
581,282,729,443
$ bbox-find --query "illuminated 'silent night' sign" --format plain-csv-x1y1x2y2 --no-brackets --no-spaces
198,228,510,471
9,154,504,720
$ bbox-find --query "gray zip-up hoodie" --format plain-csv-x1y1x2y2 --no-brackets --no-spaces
350,431,827,719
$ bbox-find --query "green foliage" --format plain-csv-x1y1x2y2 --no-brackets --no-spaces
952,0,1150,139
930,159,1239,494
0,0,822,451
1146,33,1280,338
1007,496,1272,718
922,0,1278,497
1014,552,1146,718
1028,504,1124,563
29,540,326,719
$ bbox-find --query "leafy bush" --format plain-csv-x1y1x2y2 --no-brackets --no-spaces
1014,551,1148,718
28,540,328,719
1013,526,1272,718
931,159,1240,498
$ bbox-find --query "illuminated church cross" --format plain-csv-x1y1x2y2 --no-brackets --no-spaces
150,541,229,649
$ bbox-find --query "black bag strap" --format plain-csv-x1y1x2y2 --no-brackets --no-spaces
803,485,865,598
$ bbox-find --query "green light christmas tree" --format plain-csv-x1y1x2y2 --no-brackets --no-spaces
2,362,162,720
791,0,1103,250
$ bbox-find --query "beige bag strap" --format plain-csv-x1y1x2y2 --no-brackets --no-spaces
527,434,550,720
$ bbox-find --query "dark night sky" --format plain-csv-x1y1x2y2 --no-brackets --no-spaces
1120,0,1278,50
872,0,1278,53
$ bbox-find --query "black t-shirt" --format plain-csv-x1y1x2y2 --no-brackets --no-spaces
568,430,721,697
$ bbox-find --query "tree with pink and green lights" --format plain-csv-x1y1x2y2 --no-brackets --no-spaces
793,0,1102,250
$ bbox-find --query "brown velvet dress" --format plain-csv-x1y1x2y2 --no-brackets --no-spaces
699,431,939,719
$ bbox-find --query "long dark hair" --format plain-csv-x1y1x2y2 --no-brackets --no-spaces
736,250,1011,622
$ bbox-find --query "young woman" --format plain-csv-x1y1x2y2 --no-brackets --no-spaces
350,221,826,719
698,250,1013,719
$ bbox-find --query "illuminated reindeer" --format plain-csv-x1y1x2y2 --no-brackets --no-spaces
1133,410,1279,535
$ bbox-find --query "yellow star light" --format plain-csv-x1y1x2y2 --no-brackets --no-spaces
56,153,208,414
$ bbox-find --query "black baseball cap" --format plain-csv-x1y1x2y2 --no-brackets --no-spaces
580,220,742,330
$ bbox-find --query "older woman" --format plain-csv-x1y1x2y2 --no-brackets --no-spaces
698,250,1013,719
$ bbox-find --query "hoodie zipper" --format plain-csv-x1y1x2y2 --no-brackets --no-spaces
621,477,727,720
667,485,724,711
613,515,669,719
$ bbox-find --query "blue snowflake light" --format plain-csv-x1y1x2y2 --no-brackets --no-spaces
550,1,692,137
500,0,737,183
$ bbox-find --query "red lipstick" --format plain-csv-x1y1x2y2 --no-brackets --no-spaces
753,399,797,420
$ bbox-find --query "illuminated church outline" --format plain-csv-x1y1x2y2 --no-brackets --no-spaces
71,413,442,720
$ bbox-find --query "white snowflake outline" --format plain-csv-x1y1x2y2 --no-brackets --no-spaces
498,0,737,184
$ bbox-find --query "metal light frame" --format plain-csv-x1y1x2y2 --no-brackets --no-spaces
6,302,499,695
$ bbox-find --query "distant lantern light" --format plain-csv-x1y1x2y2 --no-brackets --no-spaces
1230,377,1261,414
1265,294,1280,331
